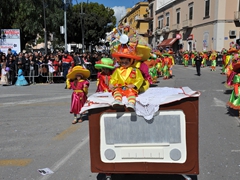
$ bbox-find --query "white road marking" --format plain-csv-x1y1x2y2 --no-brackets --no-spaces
0,94,30,98
37,136,89,180
215,89,224,92
212,97,226,107
0,92,95,108
0,96,70,108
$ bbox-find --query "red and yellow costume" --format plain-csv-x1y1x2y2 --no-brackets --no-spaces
110,43,145,111
94,58,115,92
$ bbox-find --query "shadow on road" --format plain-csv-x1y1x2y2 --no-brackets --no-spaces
97,173,198,180
224,89,232,95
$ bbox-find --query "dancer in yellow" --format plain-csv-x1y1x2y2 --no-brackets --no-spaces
109,41,144,112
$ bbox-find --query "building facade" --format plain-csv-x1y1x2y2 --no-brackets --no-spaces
118,2,153,44
148,0,240,52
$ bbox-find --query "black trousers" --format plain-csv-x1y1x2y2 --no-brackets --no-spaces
8,70,16,84
196,65,201,75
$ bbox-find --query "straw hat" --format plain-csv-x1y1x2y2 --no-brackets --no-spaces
67,66,90,80
94,58,115,70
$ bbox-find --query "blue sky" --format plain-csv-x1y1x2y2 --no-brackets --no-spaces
74,0,144,25
87,0,138,8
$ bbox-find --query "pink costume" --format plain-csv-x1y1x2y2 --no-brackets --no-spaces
67,79,89,114
140,62,153,84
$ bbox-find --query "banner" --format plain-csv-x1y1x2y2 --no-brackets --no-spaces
0,29,21,54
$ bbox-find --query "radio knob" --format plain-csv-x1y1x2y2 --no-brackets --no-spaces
104,149,116,160
170,149,181,161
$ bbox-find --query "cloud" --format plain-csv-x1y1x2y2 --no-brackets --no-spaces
112,6,127,26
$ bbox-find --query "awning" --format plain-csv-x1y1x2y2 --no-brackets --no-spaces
158,38,178,47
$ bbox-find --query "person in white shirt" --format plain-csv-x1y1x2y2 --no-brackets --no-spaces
48,60,54,84
0,63,9,85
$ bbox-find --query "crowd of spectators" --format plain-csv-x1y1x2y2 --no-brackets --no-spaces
0,49,110,85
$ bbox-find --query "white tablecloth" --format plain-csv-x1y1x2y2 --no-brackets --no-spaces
80,87,201,120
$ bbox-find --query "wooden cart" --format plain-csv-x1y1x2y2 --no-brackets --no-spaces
87,97,199,180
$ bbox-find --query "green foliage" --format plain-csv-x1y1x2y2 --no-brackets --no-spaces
68,2,116,49
0,0,116,51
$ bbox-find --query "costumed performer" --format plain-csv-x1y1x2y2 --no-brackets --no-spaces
94,58,115,92
15,64,29,86
209,50,217,71
144,53,158,84
191,51,196,67
168,50,175,76
155,50,163,77
66,66,90,124
227,62,240,118
132,55,152,93
225,48,239,88
201,50,208,67
162,53,171,80
221,48,228,75
109,37,144,112
183,50,189,67
0,63,9,85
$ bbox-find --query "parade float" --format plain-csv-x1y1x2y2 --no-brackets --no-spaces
84,25,200,180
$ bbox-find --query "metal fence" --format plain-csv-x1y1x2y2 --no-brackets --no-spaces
13,63,64,84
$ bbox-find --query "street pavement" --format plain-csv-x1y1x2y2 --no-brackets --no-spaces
0,65,239,180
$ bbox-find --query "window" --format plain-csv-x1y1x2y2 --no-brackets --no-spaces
176,9,180,24
150,5,153,17
166,12,170,26
129,18,133,25
189,3,193,20
158,15,164,29
205,0,210,17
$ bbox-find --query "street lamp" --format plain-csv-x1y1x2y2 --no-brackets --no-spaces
80,2,85,52
43,0,47,54
64,0,68,51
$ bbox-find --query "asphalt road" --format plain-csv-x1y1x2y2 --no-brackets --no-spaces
0,65,239,180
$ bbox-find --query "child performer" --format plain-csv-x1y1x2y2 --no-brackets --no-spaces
162,53,171,80
15,64,29,86
66,66,90,124
94,58,115,92
183,50,189,67
209,50,217,71
227,62,240,118
0,63,9,85
109,43,144,111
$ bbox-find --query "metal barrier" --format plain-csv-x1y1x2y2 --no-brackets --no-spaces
14,63,64,84
11,62,98,84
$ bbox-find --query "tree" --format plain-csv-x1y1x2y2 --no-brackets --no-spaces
0,0,116,52
68,2,116,51
0,0,66,51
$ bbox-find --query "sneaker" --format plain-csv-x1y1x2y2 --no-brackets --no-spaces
126,102,135,112
112,100,124,110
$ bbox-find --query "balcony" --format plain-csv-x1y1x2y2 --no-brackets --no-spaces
234,11,240,21
155,28,162,35
182,19,193,28
136,29,153,37
163,26,170,33
172,24,181,31
135,14,153,22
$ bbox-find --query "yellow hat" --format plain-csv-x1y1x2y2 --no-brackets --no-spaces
67,66,90,80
